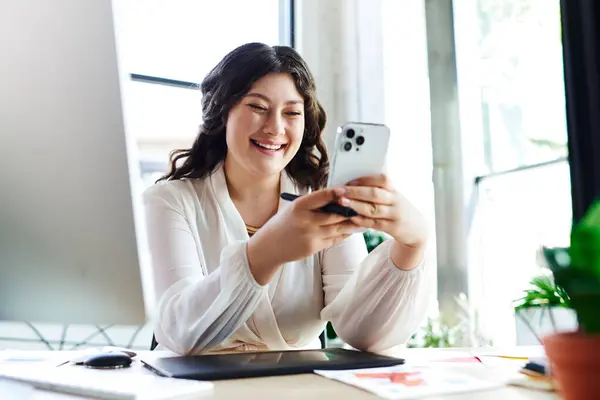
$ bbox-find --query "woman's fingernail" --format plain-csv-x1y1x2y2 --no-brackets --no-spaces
340,197,351,206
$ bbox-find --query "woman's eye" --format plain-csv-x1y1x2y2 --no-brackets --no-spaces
285,111,302,116
248,104,267,112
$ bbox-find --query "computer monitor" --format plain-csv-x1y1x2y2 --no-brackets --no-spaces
0,1,151,325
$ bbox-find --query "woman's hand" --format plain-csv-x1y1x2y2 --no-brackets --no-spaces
339,174,428,270
247,187,360,285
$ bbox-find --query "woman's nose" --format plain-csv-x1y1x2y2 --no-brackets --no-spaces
263,113,285,136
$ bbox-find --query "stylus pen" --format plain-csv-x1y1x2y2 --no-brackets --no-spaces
280,193,358,217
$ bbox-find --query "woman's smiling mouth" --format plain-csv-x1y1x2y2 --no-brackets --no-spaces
250,139,287,153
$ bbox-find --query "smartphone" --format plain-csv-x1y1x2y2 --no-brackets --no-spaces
281,122,390,218
327,122,391,187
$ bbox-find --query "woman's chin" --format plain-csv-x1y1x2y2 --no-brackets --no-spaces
244,159,287,178
256,165,287,177
245,153,291,174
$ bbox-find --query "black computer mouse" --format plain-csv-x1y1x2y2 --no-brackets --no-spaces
83,351,132,369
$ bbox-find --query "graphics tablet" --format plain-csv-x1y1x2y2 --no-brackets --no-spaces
141,348,404,381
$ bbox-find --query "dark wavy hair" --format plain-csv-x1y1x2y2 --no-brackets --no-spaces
157,42,329,190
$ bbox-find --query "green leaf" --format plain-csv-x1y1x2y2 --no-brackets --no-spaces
570,200,600,278
513,274,570,311
581,200,600,227
570,225,600,278
552,267,600,334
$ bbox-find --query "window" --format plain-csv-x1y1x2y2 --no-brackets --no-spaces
475,160,572,345
117,0,282,83
476,0,567,172
114,0,286,187
126,81,202,164
453,0,571,345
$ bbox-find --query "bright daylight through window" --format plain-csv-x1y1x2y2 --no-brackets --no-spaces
456,0,571,346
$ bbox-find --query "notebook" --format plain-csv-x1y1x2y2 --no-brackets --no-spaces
141,348,405,380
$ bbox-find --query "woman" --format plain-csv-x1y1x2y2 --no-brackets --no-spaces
143,42,430,355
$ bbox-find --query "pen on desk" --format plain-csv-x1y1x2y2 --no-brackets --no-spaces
280,193,358,217
496,356,530,361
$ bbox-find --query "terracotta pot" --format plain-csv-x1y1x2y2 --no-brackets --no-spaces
543,331,600,400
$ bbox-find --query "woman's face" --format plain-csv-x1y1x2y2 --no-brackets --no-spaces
225,73,305,179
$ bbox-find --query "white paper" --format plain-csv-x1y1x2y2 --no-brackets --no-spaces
314,365,503,399
0,378,34,400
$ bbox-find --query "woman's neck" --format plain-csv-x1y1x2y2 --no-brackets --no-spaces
223,158,281,227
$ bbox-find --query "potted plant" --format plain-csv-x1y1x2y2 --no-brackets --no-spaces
513,274,576,345
408,317,453,348
541,201,600,399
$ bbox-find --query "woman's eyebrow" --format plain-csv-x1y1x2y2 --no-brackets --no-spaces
246,93,303,105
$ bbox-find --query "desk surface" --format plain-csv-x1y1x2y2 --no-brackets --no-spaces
3,348,559,400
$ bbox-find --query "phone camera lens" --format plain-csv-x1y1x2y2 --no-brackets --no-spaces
346,129,355,139
343,142,352,151
356,136,365,145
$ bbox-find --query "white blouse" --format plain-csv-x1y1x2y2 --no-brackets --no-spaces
143,163,430,355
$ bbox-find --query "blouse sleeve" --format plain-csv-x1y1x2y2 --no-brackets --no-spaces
319,233,431,352
143,184,267,355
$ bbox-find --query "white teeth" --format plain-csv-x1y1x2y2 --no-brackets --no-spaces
253,141,283,150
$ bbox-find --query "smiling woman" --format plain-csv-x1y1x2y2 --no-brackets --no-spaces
143,42,431,355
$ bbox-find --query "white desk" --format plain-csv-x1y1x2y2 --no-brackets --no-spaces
2,348,559,399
